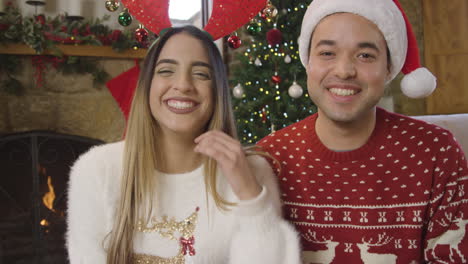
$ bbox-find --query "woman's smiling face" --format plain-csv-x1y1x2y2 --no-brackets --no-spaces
149,32,214,138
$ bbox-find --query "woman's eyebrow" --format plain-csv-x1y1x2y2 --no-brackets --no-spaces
155,59,178,66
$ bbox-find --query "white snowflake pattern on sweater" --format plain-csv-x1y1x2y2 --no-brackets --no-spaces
258,107,468,264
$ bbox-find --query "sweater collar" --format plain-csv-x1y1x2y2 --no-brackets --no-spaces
307,107,389,162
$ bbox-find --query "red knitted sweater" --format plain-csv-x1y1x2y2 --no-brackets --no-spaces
257,108,468,264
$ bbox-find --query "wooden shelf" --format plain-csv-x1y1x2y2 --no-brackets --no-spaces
0,44,148,59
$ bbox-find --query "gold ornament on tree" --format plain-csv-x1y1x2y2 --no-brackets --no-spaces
262,1,278,19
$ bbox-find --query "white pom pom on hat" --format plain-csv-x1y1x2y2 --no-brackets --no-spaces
298,0,437,99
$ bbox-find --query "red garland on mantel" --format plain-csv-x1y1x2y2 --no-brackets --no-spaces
31,56,66,88
106,60,140,121
42,27,123,46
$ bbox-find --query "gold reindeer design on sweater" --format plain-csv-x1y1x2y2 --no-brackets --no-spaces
134,207,199,264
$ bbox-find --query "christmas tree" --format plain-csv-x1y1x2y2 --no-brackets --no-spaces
229,0,317,144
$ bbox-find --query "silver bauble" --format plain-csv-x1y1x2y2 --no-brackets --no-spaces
233,83,244,99
288,81,303,98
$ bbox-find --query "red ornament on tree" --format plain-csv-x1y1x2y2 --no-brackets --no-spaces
227,35,241,49
135,27,149,43
261,107,267,123
266,28,283,46
271,73,281,84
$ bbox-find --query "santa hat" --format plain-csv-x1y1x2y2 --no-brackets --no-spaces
298,0,437,99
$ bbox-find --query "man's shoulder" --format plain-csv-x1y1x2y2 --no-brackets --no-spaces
381,109,454,139
380,109,463,160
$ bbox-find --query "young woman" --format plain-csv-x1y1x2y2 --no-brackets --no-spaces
66,26,301,264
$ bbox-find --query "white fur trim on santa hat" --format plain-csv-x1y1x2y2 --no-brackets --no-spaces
400,67,437,98
298,0,407,83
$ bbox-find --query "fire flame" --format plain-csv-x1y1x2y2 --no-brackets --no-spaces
43,176,56,212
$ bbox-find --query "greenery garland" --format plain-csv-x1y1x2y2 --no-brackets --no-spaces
0,3,154,95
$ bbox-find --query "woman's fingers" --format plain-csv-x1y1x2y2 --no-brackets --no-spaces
195,132,239,165
195,139,233,167
194,130,261,200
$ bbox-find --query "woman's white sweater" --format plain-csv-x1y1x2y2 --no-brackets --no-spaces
66,141,301,263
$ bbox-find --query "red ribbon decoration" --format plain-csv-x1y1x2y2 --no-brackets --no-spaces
31,56,66,88
180,236,196,256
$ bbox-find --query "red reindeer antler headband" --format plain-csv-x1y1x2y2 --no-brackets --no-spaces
120,0,267,40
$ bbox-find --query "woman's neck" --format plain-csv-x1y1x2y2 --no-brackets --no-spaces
156,131,204,174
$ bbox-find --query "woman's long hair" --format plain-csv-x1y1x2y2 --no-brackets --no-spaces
106,25,237,264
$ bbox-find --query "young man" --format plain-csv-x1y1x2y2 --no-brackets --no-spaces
257,0,468,263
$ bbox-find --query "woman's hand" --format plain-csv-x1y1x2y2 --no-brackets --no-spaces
194,130,262,200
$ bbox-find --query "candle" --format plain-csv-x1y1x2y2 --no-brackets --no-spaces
69,0,82,16
0,0,5,13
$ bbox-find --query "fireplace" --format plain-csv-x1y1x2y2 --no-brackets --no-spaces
0,131,103,264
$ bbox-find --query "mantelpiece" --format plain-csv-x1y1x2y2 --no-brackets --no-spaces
0,44,147,59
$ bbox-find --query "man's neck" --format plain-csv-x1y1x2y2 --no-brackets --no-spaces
315,109,377,152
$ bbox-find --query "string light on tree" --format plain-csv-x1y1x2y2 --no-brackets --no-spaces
284,54,292,64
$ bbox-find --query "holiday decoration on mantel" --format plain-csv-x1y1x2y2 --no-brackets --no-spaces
227,34,241,49
230,0,317,144
118,8,132,27
0,3,154,95
105,0,120,12
0,3,155,54
134,24,149,46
